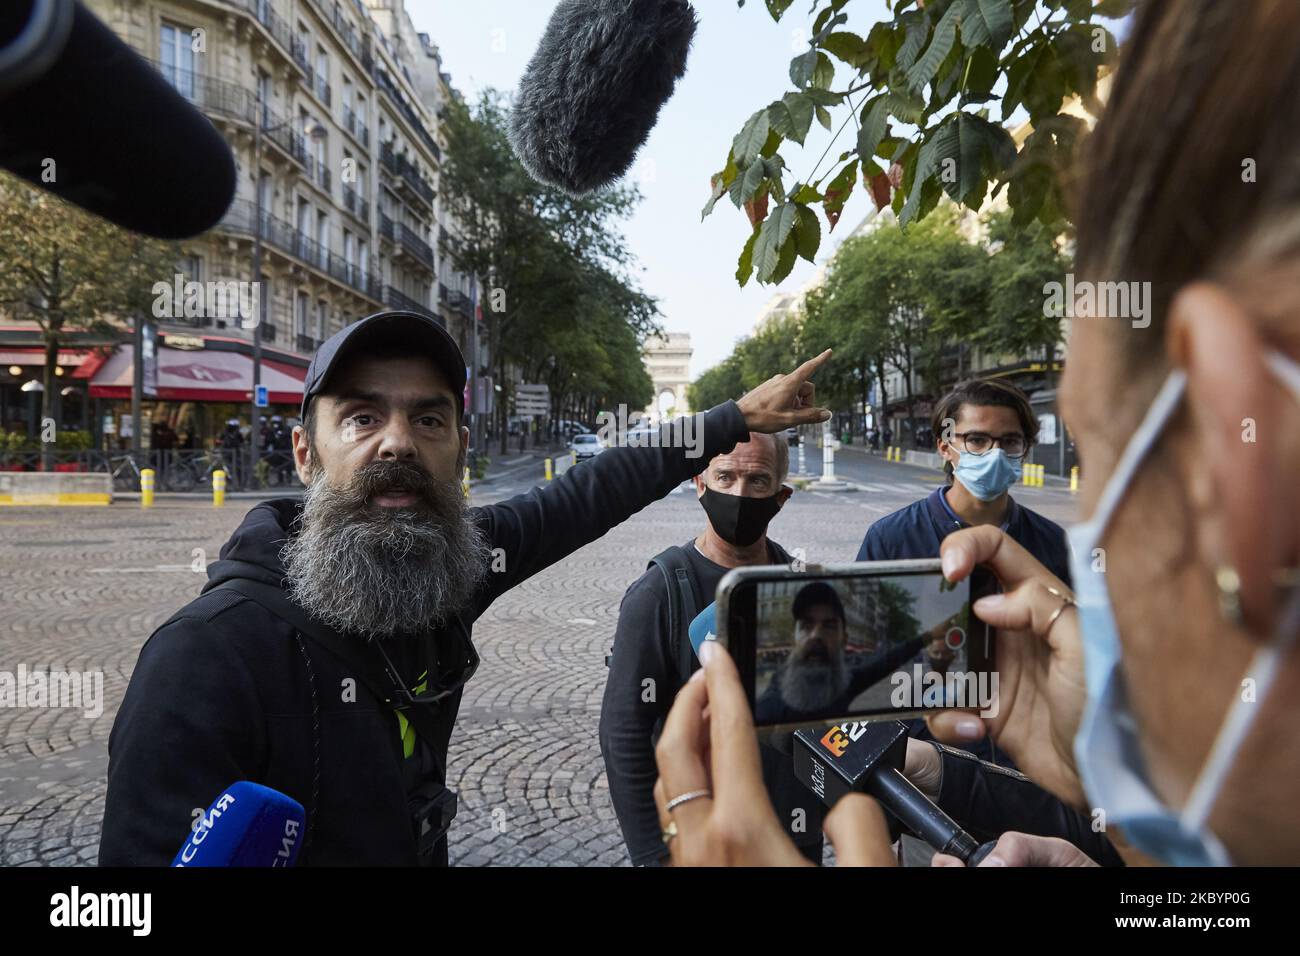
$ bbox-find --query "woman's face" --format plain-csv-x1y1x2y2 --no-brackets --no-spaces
1060,301,1300,864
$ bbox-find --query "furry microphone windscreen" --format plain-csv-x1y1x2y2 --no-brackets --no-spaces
510,0,697,196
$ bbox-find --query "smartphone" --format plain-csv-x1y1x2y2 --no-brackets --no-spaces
715,559,998,732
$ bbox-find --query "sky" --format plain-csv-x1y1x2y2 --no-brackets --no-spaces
404,0,895,380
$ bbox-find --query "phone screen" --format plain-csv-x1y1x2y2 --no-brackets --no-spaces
721,564,996,729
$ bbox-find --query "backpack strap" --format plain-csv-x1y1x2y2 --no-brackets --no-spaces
648,546,704,683
211,578,446,769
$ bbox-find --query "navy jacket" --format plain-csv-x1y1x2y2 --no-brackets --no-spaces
99,402,752,866
856,486,1071,587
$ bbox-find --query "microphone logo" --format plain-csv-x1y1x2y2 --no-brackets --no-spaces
820,721,869,758
820,726,849,757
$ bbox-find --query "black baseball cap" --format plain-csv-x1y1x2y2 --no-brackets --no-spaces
792,581,846,624
300,311,467,420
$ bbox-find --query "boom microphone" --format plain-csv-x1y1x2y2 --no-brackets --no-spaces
510,0,698,195
0,0,237,238
794,719,998,865
172,782,306,867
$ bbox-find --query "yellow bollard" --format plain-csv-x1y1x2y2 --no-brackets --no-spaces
1070,465,1079,494
1022,462,1033,485
140,468,155,508
571,452,577,468
213,469,226,508
462,466,470,501
545,458,553,481
1038,464,1046,487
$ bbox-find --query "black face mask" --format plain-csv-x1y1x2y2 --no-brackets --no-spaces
699,487,783,547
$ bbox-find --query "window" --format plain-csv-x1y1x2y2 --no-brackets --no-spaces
316,300,328,341
257,70,271,123
177,255,201,284
159,22,195,98
295,291,309,338
316,211,329,266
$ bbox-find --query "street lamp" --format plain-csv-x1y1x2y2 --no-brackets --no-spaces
249,90,327,473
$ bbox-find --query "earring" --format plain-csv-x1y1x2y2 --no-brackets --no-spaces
1217,564,1300,629
1216,566,1243,629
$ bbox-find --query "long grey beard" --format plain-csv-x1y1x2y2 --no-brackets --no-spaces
281,463,492,641
779,648,850,713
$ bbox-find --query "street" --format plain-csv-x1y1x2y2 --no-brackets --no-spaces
0,445,1078,866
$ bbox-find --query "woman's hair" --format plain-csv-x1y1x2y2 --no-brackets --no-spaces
1074,0,1300,389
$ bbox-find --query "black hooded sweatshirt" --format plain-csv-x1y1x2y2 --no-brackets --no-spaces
98,402,751,865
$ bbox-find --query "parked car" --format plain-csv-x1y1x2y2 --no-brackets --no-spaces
558,419,591,440
570,433,603,461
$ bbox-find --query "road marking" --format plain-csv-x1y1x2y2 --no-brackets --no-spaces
90,565,198,573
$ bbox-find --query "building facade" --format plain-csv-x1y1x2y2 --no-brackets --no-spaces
1,0,472,451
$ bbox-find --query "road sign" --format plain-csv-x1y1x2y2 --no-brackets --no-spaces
514,383,550,416
255,384,268,408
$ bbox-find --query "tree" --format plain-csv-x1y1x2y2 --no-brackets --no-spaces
439,91,660,451
980,208,1070,386
710,0,1129,285
0,172,178,456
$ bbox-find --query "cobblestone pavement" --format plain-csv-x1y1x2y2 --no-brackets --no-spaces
0,461,1079,866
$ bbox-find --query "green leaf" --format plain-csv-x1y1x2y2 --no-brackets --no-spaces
823,31,871,70
754,203,799,282
960,44,1000,104
812,52,836,90
769,93,815,146
702,176,727,221
790,48,819,88
897,10,929,72
804,89,845,108
857,96,890,163
822,159,859,230
733,109,771,167
763,0,796,22
927,111,1017,207
793,204,821,263
737,228,759,287
771,231,799,284
815,104,833,131
792,183,823,204
730,158,768,207
906,1,961,92
960,0,1014,52
866,22,902,75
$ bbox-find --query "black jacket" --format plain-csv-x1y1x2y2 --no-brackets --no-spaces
99,402,751,865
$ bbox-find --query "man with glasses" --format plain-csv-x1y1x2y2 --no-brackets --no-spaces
856,379,1070,585
99,311,832,866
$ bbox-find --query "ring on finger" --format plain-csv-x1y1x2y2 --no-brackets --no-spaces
664,789,712,814
1042,582,1077,636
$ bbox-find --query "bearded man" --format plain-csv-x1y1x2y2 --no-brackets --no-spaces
99,312,830,865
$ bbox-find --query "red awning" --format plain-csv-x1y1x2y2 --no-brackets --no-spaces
88,345,306,404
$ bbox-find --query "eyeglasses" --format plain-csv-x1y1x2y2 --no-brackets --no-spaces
951,431,1028,459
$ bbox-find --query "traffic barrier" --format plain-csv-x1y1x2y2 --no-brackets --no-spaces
213,469,226,507
545,458,553,482
0,472,111,506
1070,465,1079,494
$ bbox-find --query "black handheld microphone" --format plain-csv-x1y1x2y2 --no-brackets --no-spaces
794,719,998,865
510,0,698,195
0,0,237,238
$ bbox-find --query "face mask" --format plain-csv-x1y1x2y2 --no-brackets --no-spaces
953,448,1022,501
1068,350,1300,866
699,486,782,547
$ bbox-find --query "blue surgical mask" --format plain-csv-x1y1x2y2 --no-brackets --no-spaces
1068,350,1300,866
954,448,1021,501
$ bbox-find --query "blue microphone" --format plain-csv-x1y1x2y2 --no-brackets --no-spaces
687,602,718,660
173,782,306,867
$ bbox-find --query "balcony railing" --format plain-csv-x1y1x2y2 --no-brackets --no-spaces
383,286,439,322
343,105,369,147
315,162,332,196
261,105,309,170
374,68,441,160
296,333,320,353
230,0,309,75
302,0,372,72
261,322,279,344
314,72,331,107
342,185,370,225
379,212,396,243
397,222,434,269
219,199,383,302
448,290,473,319
152,61,255,124
380,143,435,204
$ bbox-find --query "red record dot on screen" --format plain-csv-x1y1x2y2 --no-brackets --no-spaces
945,627,966,650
